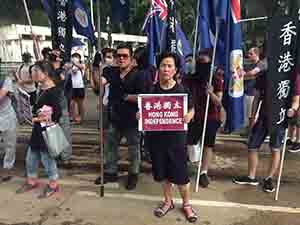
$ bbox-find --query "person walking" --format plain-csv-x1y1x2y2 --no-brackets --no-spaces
16,61,62,198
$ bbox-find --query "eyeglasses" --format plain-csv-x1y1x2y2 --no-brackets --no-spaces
117,54,130,59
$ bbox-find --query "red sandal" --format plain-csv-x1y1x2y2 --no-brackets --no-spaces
182,204,198,223
154,201,175,218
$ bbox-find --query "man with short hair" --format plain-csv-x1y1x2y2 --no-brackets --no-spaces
233,69,300,193
242,47,267,134
94,44,144,190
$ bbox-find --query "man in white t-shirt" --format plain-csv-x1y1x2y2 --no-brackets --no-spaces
16,52,36,105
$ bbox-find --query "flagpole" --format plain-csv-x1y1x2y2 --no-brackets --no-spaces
275,128,289,201
96,0,102,50
22,0,33,33
22,0,41,60
96,0,104,198
238,16,268,23
90,0,95,27
192,0,201,64
195,18,220,193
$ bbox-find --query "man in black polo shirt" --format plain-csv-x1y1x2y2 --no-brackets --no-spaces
94,44,144,190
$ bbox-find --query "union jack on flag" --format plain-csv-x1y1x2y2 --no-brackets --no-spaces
143,0,168,30
149,0,168,21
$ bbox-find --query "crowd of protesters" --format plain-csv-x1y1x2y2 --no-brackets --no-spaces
1,41,300,222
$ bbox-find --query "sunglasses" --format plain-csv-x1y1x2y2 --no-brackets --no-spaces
117,54,130,59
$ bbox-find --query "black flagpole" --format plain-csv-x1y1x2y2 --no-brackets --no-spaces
96,0,104,198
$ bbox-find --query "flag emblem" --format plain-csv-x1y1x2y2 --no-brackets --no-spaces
75,7,89,28
229,49,244,98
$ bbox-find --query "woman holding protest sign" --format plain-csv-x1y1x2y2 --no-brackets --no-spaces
138,52,197,223
16,61,62,198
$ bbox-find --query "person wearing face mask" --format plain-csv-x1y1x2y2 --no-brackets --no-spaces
101,48,115,129
182,50,224,188
184,54,195,75
70,53,86,124
48,49,72,163
94,43,144,190
91,48,116,130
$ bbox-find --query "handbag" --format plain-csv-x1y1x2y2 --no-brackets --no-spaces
42,123,70,158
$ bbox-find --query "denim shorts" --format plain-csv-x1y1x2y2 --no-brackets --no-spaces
248,118,285,151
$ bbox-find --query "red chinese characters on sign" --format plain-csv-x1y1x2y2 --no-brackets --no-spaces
138,94,187,131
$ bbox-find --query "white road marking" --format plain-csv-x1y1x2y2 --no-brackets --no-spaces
77,191,300,214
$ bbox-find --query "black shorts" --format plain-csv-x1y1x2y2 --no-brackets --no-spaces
145,132,189,185
187,120,221,147
72,88,85,99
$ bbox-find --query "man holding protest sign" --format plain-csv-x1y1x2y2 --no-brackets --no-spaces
138,52,197,223
233,8,300,193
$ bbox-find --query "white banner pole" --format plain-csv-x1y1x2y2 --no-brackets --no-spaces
238,16,268,23
275,128,289,201
195,19,220,193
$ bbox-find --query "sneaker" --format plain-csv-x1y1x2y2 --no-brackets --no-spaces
263,177,275,193
288,142,300,153
233,176,259,186
94,173,118,185
199,173,210,188
126,174,138,190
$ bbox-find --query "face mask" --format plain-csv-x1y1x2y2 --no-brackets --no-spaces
185,62,194,74
196,62,211,79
